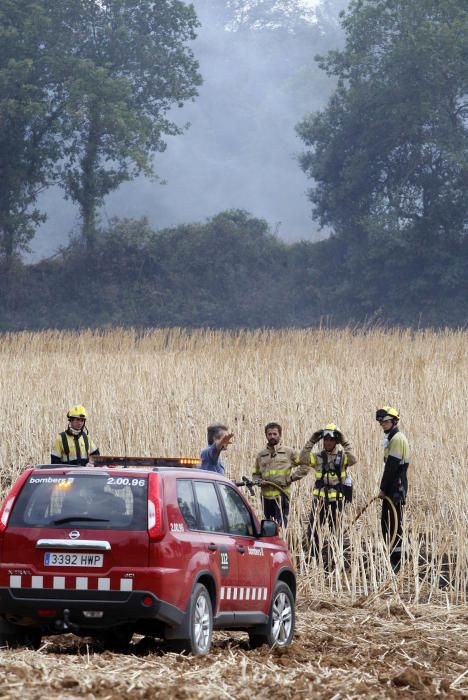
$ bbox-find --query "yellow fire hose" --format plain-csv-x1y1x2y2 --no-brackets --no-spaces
351,494,399,551
259,479,291,499
242,479,400,553
264,485,400,552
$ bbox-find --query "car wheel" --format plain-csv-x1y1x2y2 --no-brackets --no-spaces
0,619,42,649
249,581,295,648
181,583,213,655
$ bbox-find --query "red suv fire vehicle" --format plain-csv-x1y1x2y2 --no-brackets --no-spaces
0,457,296,654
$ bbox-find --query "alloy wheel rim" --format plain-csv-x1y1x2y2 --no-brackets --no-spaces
194,594,211,650
271,591,292,645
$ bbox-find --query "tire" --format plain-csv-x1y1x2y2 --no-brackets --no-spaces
177,583,213,656
0,619,42,650
249,581,295,649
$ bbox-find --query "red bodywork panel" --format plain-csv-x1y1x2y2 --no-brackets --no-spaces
0,464,295,633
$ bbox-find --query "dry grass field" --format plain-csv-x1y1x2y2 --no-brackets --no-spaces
0,328,467,698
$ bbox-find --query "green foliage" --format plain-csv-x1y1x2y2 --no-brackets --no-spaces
0,1,75,259
1,210,466,331
0,0,202,260
297,0,468,316
0,212,300,329
58,0,202,249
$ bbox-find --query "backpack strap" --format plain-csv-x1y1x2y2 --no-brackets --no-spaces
60,432,70,462
81,432,89,457
74,432,90,465
334,451,344,496
334,451,344,480
319,450,329,504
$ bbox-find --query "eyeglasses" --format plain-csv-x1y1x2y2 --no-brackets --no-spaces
323,430,337,438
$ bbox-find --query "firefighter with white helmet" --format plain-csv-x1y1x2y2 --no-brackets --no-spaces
300,423,357,564
51,404,100,466
376,406,410,570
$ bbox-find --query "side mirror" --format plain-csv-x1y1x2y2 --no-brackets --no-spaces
260,519,278,537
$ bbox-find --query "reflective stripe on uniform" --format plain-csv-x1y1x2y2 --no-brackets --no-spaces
263,487,291,498
313,488,343,500
262,468,291,476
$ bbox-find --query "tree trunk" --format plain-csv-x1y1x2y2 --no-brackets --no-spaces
79,111,101,251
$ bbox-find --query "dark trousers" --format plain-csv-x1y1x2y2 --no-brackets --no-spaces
381,497,404,570
307,498,344,560
262,494,290,528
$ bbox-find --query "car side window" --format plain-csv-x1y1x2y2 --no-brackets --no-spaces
193,481,224,532
218,484,254,536
176,479,198,529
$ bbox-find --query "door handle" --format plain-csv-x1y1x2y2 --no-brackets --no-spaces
208,544,217,552
237,545,247,553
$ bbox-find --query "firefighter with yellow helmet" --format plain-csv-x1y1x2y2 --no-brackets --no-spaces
300,423,357,562
376,406,410,570
51,404,100,466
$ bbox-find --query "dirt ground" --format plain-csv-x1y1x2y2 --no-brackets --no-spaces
0,596,466,700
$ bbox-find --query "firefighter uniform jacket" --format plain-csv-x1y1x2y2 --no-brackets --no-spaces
380,427,409,501
51,429,99,466
253,443,308,499
300,440,356,502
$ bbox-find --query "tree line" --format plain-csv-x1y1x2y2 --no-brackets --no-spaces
1,209,466,329
0,0,467,328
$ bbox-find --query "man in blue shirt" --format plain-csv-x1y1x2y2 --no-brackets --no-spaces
200,424,234,475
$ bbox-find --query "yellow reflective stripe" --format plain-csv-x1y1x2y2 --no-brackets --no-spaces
313,488,342,500
263,469,291,476
310,454,316,467
263,487,290,497
343,455,348,467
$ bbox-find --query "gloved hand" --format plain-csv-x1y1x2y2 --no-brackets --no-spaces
338,431,351,448
334,430,343,444
309,430,323,444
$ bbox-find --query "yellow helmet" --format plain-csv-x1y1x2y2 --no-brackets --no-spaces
375,406,399,423
67,404,88,420
323,423,340,438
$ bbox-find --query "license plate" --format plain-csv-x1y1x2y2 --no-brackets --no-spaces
44,552,104,567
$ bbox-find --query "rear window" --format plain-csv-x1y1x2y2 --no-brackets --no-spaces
9,473,148,531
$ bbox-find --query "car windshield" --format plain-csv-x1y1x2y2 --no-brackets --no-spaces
9,473,148,530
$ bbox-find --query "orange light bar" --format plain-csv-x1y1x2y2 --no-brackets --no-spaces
55,480,73,490
90,456,201,468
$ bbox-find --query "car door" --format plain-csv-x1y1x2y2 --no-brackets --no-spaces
191,480,239,614
217,483,270,614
